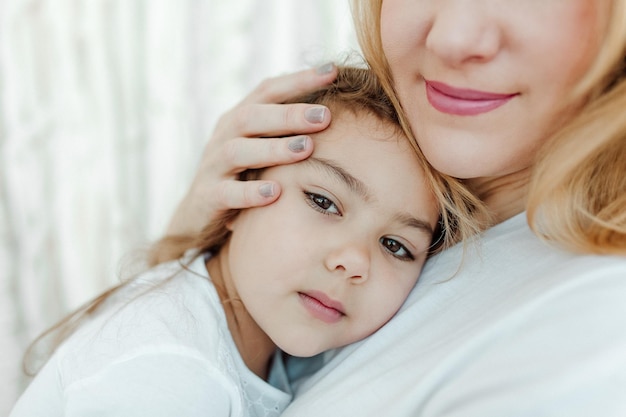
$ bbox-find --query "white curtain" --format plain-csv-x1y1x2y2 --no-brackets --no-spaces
0,0,358,412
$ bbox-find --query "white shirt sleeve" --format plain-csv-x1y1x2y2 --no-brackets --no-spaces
63,352,238,417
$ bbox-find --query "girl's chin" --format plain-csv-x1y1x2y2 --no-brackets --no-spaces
275,336,329,358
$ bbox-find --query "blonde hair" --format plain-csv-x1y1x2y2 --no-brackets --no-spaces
350,0,626,255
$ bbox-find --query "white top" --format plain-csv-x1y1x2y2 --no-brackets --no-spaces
282,213,626,416
10,254,291,417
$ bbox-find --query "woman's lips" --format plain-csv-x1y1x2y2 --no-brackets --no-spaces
298,291,344,324
424,80,518,116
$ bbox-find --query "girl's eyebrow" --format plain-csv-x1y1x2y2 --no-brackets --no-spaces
306,156,371,201
393,213,434,236
305,157,434,237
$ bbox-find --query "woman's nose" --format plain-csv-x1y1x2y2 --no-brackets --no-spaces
425,1,502,67
324,243,371,284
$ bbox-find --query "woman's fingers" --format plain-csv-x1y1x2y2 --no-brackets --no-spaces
213,179,283,210
211,64,336,140
166,65,337,237
222,103,331,139
217,135,315,173
242,63,338,105
212,64,336,137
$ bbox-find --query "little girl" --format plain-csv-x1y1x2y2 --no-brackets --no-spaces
10,66,477,417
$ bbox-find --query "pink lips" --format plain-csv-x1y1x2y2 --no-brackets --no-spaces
425,80,517,116
298,291,344,324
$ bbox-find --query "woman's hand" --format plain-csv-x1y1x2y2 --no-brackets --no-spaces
167,63,338,236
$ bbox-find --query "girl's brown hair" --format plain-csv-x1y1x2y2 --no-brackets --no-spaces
350,0,626,255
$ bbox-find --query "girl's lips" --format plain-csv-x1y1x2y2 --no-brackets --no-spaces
424,80,518,116
298,291,344,324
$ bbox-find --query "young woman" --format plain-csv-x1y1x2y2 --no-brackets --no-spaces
11,67,462,417
165,1,626,415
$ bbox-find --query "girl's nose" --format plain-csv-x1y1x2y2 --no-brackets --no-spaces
425,2,502,67
324,243,371,284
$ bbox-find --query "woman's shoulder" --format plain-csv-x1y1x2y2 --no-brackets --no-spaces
488,212,626,279
424,212,626,283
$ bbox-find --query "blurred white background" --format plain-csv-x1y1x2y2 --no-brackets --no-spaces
0,0,358,413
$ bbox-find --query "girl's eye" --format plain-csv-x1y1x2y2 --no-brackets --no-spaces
304,192,342,216
380,237,415,261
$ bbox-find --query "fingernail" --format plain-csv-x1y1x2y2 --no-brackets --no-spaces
259,183,275,198
305,107,326,124
288,136,308,152
315,62,335,75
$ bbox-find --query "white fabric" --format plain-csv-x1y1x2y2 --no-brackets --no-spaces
9,254,291,417
0,1,357,413
282,213,626,416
